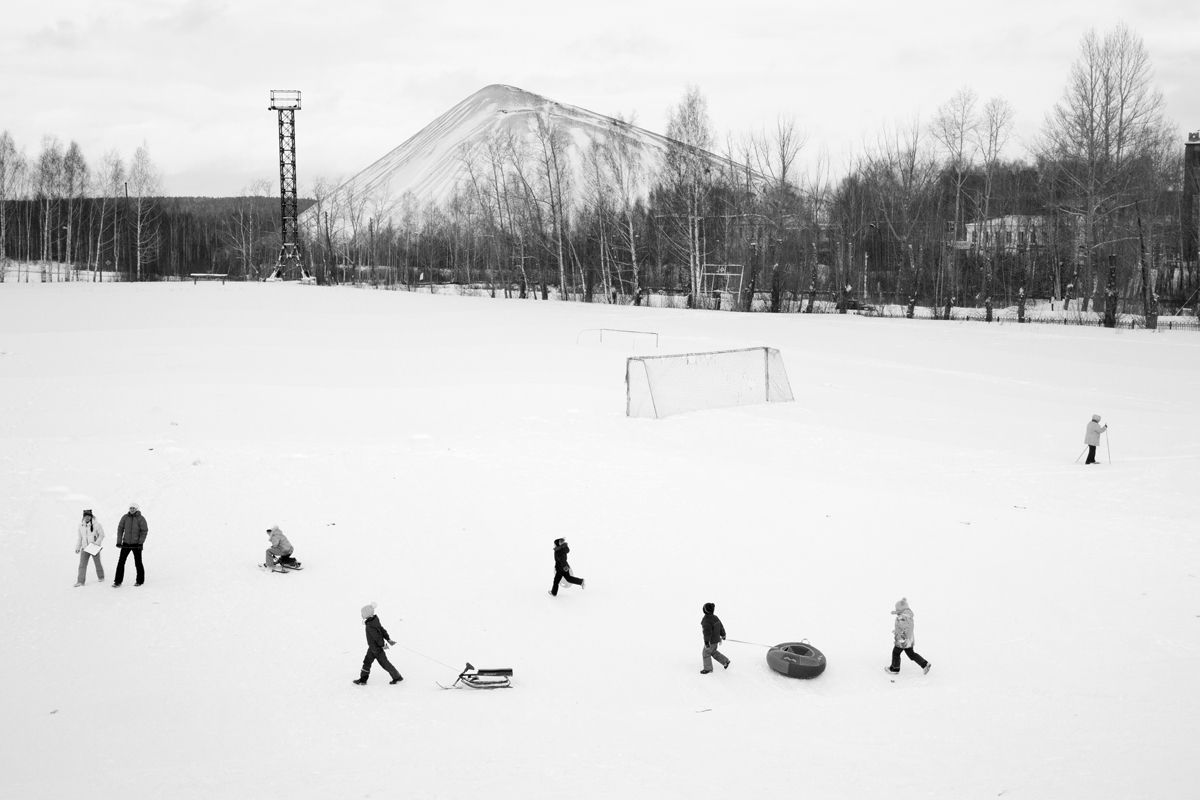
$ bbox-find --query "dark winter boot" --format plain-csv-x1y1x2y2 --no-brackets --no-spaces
353,678,367,685
389,677,403,684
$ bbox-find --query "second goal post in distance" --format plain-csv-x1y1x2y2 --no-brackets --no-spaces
625,346,794,419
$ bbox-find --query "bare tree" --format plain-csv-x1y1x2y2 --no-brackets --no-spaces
34,136,64,266
224,179,271,279
0,131,26,273
532,111,573,299
931,88,978,241
930,88,978,298
91,150,125,280
128,142,162,280
604,114,646,302
304,174,343,284
749,115,807,309
62,141,88,270
1038,24,1175,310
585,113,647,302
662,85,716,305
859,117,940,301
974,97,1015,236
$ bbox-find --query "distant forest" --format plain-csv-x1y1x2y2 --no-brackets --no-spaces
300,25,1200,316
3,23,1198,317
0,193,314,281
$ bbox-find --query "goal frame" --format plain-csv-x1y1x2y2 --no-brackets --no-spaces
625,346,793,419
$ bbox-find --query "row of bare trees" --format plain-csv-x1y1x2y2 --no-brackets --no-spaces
302,24,1192,315
0,131,310,281
0,132,164,280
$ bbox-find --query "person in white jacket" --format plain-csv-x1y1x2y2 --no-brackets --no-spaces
75,509,105,587
1084,414,1108,465
264,526,297,572
886,597,931,675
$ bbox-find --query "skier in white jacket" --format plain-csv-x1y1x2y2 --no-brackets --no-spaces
75,510,106,587
1084,414,1108,465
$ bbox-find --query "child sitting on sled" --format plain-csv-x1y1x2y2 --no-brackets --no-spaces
264,526,301,572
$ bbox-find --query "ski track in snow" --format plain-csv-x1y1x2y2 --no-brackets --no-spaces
1,282,1198,799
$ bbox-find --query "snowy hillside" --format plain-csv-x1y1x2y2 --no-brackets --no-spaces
1,283,1197,799
305,84,719,228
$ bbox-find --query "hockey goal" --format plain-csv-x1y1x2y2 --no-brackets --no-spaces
625,347,794,419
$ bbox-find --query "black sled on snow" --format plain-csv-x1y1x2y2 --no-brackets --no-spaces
437,662,513,690
258,556,303,573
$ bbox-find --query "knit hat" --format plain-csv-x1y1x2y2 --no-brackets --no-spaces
361,602,377,619
129,502,139,511
82,509,93,518
702,602,715,614
1091,414,1101,422
891,597,910,615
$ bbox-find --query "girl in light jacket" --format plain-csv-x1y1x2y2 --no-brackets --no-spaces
75,510,105,586
886,597,931,674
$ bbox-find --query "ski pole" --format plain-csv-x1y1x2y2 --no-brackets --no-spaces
1074,446,1088,464
1106,429,1112,464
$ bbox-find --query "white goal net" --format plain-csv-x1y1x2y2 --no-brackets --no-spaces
625,347,794,419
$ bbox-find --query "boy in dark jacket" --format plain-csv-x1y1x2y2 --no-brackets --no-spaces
112,503,149,587
548,538,585,596
353,603,403,685
700,602,730,674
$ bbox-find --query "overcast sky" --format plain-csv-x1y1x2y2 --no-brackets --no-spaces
2,0,1196,197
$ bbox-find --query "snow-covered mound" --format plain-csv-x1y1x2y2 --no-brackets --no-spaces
305,84,717,229
1,283,1196,799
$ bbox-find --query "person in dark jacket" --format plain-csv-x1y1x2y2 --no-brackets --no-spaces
548,538,585,596
353,603,403,685
700,602,730,674
112,503,149,587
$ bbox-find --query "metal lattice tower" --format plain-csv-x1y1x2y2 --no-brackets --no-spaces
268,90,308,281
1184,131,1200,264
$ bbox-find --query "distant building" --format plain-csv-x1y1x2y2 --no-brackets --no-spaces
959,215,1052,253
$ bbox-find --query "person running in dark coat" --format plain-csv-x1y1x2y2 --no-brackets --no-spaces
112,503,148,587
700,602,730,674
548,538,585,596
353,603,403,685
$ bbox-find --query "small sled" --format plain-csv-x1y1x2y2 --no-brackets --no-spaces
437,662,513,690
258,559,303,573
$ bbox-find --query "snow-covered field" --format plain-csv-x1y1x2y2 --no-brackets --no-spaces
2,282,1197,799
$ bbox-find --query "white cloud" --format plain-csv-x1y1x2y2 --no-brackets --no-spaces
2,0,1193,195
